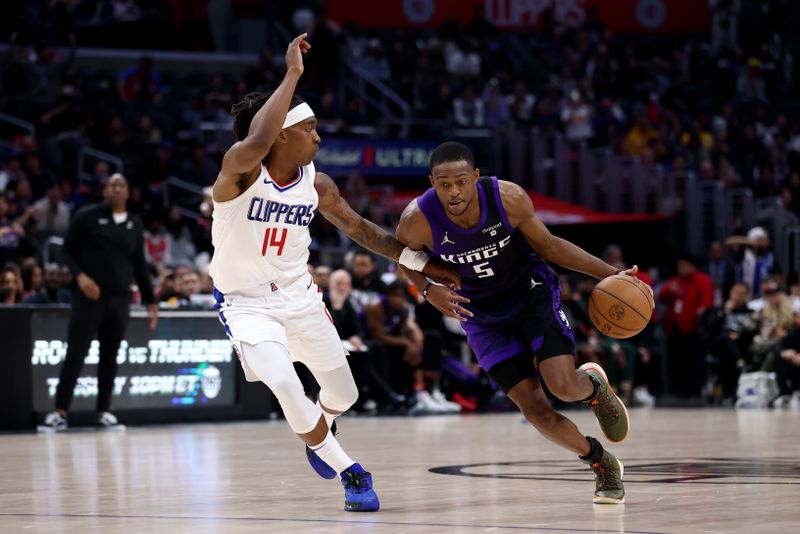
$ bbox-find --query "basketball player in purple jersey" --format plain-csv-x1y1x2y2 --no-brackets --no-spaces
397,142,653,504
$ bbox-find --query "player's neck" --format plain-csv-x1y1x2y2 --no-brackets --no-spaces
267,156,301,186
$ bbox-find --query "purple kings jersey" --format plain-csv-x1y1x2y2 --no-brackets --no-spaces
417,177,561,325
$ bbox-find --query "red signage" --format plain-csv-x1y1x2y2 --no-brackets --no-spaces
327,0,710,34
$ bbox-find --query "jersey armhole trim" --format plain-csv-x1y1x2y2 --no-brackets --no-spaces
492,177,515,234
213,167,264,208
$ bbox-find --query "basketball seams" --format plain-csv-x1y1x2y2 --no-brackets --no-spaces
593,286,650,324
613,274,654,308
588,294,640,332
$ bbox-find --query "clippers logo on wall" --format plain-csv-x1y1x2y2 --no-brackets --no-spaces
327,0,710,33
30,311,236,411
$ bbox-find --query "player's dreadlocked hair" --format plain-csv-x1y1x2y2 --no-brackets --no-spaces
429,141,476,169
230,91,306,142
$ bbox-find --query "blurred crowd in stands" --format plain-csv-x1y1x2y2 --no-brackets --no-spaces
1,0,800,411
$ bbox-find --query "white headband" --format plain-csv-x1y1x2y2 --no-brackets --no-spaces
282,102,315,129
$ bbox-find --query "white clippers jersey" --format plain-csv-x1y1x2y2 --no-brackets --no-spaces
209,162,317,293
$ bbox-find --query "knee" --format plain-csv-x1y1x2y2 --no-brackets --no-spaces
332,380,358,412
327,380,359,411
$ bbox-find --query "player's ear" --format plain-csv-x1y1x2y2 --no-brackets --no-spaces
276,130,288,143
428,174,434,187
473,168,480,181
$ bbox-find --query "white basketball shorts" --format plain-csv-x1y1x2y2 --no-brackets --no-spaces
213,272,348,380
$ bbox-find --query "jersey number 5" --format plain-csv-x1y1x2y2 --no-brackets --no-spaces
261,227,287,256
473,262,495,278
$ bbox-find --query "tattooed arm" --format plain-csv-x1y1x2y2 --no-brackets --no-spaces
315,172,404,260
316,172,461,287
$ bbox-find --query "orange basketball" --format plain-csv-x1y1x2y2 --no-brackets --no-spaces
588,274,654,339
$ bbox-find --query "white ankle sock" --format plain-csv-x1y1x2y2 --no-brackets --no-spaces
310,430,354,474
316,400,337,429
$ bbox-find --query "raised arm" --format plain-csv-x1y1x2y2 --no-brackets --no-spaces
213,34,310,202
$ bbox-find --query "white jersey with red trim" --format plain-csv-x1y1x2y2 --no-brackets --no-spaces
209,162,317,294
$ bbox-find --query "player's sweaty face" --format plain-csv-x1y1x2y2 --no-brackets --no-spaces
286,117,320,165
430,160,477,216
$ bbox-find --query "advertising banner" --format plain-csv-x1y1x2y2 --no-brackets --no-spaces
327,0,710,34
316,138,437,177
30,310,236,411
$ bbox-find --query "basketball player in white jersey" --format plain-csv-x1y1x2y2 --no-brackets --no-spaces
208,34,459,512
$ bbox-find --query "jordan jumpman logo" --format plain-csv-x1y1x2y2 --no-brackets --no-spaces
441,232,455,245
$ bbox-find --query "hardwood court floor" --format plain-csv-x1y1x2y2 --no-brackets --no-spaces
1,409,799,533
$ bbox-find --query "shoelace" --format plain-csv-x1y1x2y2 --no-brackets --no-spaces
591,461,618,489
589,388,619,421
342,471,371,493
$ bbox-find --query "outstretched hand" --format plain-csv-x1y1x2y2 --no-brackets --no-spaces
614,264,655,309
422,258,461,290
285,33,311,74
425,285,473,322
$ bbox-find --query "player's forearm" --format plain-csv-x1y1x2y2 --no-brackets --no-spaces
345,219,404,262
247,68,302,143
548,237,616,279
400,265,429,292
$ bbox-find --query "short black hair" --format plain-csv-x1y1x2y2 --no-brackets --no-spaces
231,91,306,142
429,141,475,170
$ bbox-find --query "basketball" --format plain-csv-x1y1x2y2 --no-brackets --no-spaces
588,274,654,339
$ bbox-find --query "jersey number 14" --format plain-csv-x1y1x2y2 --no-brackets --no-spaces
261,227,287,256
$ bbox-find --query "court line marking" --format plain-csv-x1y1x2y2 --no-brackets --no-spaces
0,512,667,533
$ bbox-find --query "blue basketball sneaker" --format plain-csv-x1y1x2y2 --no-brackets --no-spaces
341,463,379,512
305,421,338,479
